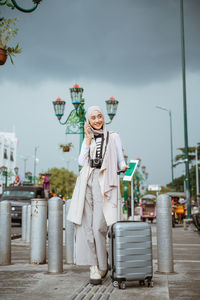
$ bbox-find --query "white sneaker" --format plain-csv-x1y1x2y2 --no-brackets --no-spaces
98,268,108,279
90,266,102,285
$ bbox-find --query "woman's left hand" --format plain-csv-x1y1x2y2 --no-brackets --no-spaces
122,165,130,172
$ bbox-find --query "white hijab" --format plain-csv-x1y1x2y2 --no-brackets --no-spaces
86,106,107,136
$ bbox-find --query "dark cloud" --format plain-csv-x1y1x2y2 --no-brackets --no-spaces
1,0,200,85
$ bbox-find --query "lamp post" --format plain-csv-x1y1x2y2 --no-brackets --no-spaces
132,158,148,203
33,146,39,185
0,166,8,188
0,0,42,13
52,84,119,156
14,166,19,176
25,171,32,184
156,106,174,191
180,0,191,218
133,158,148,202
141,165,149,192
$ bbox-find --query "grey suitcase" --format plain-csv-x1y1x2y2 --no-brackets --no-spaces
108,171,153,289
109,221,153,289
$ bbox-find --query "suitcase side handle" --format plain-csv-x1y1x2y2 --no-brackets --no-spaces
110,224,116,279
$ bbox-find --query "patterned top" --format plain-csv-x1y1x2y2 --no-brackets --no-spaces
78,132,126,170
94,135,103,158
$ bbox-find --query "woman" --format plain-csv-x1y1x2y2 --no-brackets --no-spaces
67,106,129,285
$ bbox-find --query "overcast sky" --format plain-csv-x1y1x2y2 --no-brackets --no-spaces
1,0,200,187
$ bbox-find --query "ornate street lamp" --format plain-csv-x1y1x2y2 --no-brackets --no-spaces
105,97,119,122
25,171,32,183
14,166,19,176
70,84,84,109
53,97,66,121
133,159,148,203
0,0,42,13
141,165,146,174
0,165,8,188
1,165,7,174
52,84,119,155
136,157,141,168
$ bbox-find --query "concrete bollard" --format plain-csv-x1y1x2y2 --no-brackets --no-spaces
30,198,47,264
156,194,174,273
65,200,75,264
26,205,31,243
22,205,28,241
0,201,11,265
48,197,63,273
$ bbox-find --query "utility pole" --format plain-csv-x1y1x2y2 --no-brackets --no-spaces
196,146,199,205
33,146,39,185
180,0,191,218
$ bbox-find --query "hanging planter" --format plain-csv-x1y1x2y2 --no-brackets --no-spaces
0,18,22,66
59,143,73,153
0,48,7,65
63,145,70,152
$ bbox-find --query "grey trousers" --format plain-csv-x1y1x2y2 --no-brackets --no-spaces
75,169,108,270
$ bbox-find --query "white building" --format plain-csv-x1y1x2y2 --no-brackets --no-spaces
0,131,18,193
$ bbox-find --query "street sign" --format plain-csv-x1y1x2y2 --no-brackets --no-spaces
123,160,139,181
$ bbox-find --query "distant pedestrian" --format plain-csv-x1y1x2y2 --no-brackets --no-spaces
43,175,50,199
67,106,129,285
13,175,22,186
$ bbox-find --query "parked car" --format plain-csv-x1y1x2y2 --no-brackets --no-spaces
0,186,44,224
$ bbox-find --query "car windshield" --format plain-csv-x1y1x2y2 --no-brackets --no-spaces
2,190,35,199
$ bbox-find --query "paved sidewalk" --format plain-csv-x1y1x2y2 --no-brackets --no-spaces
0,224,200,300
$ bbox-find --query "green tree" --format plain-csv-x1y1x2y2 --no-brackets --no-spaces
167,174,185,192
174,143,200,167
47,167,77,199
170,143,200,199
167,166,200,199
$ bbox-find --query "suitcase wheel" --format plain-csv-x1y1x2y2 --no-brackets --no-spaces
112,281,119,288
148,280,153,288
139,280,145,286
146,279,153,288
119,281,126,290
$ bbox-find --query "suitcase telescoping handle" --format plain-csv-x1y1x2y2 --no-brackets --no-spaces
117,170,125,222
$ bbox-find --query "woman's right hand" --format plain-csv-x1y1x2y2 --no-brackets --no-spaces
84,122,92,145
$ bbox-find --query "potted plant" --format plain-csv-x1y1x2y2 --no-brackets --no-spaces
0,17,22,65
59,142,73,152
